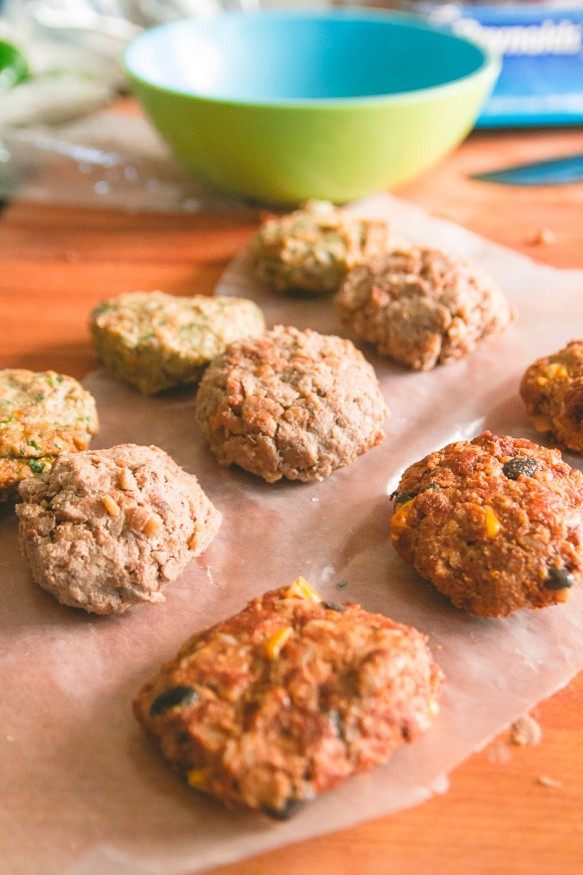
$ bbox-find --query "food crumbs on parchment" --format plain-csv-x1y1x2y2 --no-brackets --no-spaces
487,742,512,764
537,775,563,788
530,227,556,246
510,714,542,746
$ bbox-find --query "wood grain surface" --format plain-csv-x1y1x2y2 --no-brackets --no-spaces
2,114,582,875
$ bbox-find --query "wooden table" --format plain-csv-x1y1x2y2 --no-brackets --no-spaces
2,117,583,875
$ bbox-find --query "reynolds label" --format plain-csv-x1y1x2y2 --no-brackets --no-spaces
425,3,583,126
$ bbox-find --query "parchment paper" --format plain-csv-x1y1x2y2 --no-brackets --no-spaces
2,194,583,875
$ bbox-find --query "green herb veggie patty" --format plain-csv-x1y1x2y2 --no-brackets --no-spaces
0,368,98,501
89,290,266,395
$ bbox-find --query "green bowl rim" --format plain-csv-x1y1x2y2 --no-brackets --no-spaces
122,8,501,111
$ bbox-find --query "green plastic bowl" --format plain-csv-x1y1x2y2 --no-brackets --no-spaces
122,9,500,204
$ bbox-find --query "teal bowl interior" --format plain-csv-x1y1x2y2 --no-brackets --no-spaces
125,10,490,101
123,9,499,203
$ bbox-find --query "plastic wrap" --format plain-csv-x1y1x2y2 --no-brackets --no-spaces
0,113,246,211
0,1,262,126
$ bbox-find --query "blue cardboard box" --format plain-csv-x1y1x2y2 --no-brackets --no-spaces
410,2,583,126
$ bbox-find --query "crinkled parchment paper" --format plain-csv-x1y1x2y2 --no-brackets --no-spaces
2,194,583,875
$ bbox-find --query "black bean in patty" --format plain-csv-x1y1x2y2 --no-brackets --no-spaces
502,456,538,480
544,567,575,590
150,685,200,717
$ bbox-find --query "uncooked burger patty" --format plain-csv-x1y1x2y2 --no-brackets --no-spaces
390,431,583,617
17,443,221,615
335,247,515,370
89,290,265,394
133,577,443,817
520,339,583,453
251,199,400,296
0,368,98,501
194,324,389,482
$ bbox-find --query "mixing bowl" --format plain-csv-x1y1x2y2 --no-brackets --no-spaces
122,8,500,204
